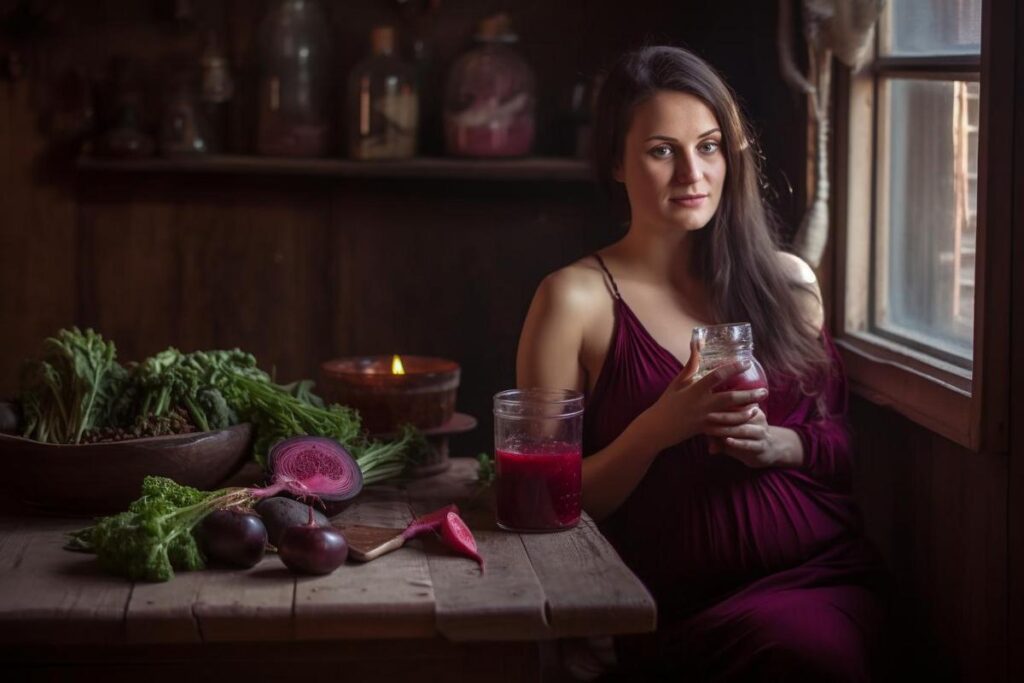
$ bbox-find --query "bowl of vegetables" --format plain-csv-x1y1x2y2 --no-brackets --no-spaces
2,328,418,516
0,422,253,515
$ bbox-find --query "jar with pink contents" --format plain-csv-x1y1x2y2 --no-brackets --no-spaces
493,389,583,533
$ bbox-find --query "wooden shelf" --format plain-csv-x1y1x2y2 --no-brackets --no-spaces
76,154,594,182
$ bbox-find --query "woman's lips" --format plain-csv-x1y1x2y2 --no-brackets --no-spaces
669,194,708,208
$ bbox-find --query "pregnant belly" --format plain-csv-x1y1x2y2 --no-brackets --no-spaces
605,454,856,610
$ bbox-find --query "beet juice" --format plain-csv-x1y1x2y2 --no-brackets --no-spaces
496,443,581,531
692,323,769,398
493,389,584,532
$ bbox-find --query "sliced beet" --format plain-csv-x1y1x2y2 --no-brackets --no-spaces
265,436,363,503
440,511,484,572
402,504,460,540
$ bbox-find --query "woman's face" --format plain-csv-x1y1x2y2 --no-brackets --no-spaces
616,90,727,234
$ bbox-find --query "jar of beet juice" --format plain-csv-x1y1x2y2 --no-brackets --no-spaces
493,389,583,532
691,323,769,397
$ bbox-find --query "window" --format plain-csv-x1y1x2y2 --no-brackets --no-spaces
833,0,1011,450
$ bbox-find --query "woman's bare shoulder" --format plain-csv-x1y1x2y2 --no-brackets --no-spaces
534,256,613,318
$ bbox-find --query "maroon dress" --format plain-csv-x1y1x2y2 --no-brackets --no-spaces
586,256,891,682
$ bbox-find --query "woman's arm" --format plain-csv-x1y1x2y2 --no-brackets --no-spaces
516,267,764,521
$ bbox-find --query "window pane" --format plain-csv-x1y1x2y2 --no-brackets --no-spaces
883,0,982,56
875,78,979,363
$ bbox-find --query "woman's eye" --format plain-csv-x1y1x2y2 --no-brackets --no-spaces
699,140,721,154
648,144,673,159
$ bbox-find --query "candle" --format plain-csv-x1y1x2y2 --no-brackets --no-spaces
320,355,460,435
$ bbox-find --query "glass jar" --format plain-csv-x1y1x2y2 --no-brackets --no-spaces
347,26,419,160
493,389,583,533
256,0,332,157
443,13,536,157
691,323,769,396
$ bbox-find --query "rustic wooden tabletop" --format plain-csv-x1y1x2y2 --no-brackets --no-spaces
0,458,655,681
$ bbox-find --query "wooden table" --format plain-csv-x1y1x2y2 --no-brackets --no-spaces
0,458,655,681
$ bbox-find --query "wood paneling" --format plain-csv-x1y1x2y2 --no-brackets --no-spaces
851,397,1007,682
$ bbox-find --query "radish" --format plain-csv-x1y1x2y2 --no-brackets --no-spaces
440,511,484,571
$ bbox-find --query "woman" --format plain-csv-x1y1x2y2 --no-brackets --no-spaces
516,46,890,682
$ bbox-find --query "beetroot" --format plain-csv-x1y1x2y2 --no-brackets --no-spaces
255,496,330,546
402,504,460,541
277,504,349,575
196,509,267,569
440,511,484,571
253,436,363,504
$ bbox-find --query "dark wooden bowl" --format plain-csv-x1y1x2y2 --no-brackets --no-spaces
0,424,253,517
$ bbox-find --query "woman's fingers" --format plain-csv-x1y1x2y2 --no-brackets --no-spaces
711,387,768,410
722,437,766,453
694,360,749,391
705,423,767,440
670,339,703,389
705,408,757,425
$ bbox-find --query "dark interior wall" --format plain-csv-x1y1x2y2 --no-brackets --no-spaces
0,0,807,456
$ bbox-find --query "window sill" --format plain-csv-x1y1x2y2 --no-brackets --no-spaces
835,333,978,449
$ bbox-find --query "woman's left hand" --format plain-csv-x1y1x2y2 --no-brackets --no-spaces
704,406,782,468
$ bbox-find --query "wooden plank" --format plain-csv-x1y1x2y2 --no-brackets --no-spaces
406,459,550,642
292,483,436,640
0,519,131,644
519,514,656,638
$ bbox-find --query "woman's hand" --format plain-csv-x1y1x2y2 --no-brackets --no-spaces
636,341,770,453
704,407,805,469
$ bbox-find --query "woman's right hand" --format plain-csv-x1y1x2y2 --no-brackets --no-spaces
635,341,769,453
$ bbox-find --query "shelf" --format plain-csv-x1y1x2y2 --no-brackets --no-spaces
76,154,594,182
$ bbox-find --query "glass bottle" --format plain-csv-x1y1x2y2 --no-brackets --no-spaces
691,323,769,395
444,13,536,157
493,389,583,533
159,71,211,157
199,29,234,153
347,26,419,160
256,0,332,157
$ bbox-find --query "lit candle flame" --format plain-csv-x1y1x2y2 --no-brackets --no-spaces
391,354,406,375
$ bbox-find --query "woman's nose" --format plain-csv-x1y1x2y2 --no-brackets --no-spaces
674,153,703,184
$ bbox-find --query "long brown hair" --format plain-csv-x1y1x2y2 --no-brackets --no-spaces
592,45,830,385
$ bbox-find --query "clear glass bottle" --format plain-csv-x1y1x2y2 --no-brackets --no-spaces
493,389,583,533
256,0,332,157
347,26,419,160
444,13,536,157
691,323,769,395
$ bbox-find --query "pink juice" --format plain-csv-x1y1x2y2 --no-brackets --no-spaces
713,360,769,394
496,442,582,532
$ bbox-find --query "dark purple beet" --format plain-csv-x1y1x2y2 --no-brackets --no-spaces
277,524,348,575
196,509,268,569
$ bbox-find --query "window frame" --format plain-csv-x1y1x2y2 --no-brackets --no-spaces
831,0,1012,451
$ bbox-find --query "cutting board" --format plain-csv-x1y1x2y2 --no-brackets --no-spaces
333,524,406,562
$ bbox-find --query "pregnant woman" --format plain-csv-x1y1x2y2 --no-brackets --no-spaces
516,46,891,682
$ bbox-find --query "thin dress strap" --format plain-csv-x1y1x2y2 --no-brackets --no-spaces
593,253,622,300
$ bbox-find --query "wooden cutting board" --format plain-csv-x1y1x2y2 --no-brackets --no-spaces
333,524,406,562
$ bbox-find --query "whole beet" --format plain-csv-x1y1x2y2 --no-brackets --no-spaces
255,496,330,546
277,524,348,575
196,509,267,568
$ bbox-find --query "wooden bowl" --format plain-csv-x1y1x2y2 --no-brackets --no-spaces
0,424,253,517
